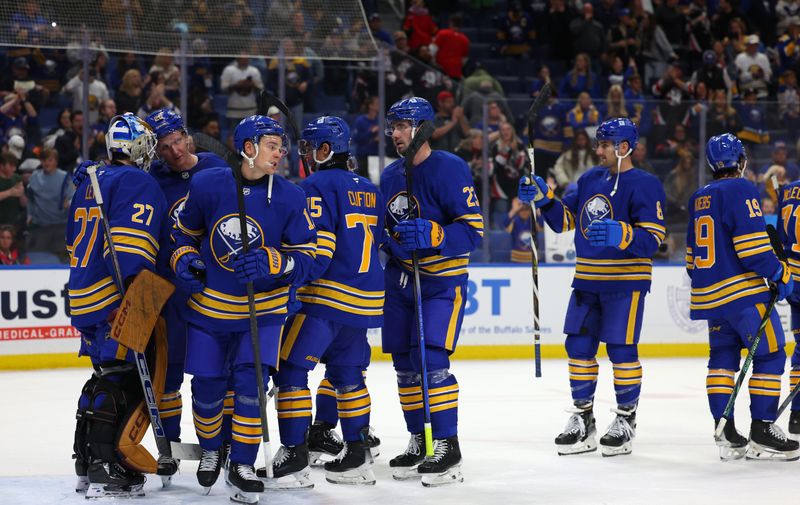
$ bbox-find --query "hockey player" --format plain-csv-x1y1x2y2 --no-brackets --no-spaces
688,133,799,460
171,115,316,503
144,107,228,484
68,113,166,497
777,172,800,441
258,116,384,487
519,117,666,457
381,97,483,486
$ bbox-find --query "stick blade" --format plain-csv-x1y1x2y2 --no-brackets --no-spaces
527,82,553,135
192,132,239,170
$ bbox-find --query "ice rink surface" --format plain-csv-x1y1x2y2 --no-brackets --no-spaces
2,358,798,505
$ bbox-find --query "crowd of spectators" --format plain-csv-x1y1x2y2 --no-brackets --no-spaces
4,0,800,264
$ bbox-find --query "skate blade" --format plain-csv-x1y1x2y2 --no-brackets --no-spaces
309,450,341,468
325,466,376,486
230,490,260,504
600,441,632,457
160,475,174,488
391,465,422,480
85,483,145,499
788,432,800,443
76,476,89,493
201,485,214,495
420,464,464,487
556,436,598,456
716,441,747,461
745,442,800,461
262,467,314,490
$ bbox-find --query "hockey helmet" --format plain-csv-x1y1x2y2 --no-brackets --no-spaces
385,97,434,135
595,117,639,153
145,108,185,140
706,133,746,173
106,113,157,171
234,115,288,157
299,116,351,157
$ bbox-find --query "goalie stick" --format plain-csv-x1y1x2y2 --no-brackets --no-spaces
258,90,311,178
524,82,553,379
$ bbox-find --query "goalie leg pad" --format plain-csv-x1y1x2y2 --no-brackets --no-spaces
74,370,100,467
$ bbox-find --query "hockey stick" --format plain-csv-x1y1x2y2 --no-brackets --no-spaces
258,90,311,178
192,130,275,477
402,120,437,457
714,224,785,440
524,82,553,379
86,164,173,460
776,377,800,421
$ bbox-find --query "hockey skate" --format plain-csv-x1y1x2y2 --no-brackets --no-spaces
324,438,376,485
389,432,425,480
366,425,381,458
789,411,800,442
156,454,180,488
599,407,636,457
258,444,314,490
555,403,597,455
85,461,145,499
745,420,800,461
197,447,223,494
714,418,748,461
307,422,344,467
417,436,464,487
74,456,89,493
228,463,264,504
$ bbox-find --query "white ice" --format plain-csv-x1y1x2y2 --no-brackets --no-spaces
2,358,798,505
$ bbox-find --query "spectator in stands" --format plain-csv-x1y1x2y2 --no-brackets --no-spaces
631,138,656,173
89,99,116,160
403,0,438,51
109,52,145,93
199,114,221,140
559,53,601,99
624,73,647,127
0,224,28,265
432,13,470,79
472,100,507,143
569,3,606,65
268,40,310,134
394,30,410,54
503,197,533,263
541,0,575,61
529,90,566,178
736,34,772,99
655,123,697,159
55,110,84,171
552,129,597,190
490,120,528,212
0,57,49,110
639,13,678,85
712,0,744,41
321,30,351,98
0,153,26,229
25,148,73,263
566,92,600,136
431,90,470,152
663,148,697,254
462,61,504,101
9,1,50,45
149,48,181,101
759,140,800,181
777,18,800,74
406,44,449,105
608,9,640,65
606,56,636,90
529,65,552,97
651,63,692,134
137,79,179,121
777,0,800,30
780,69,800,139
43,108,72,150
352,96,381,177
762,164,789,200
222,51,264,143
496,0,535,57
691,49,733,95
762,197,778,227
686,0,713,55
602,84,629,121
1,90,38,144
705,88,743,137
736,88,770,145
62,68,109,124
369,13,393,47
656,0,686,52
115,69,144,114
454,128,486,204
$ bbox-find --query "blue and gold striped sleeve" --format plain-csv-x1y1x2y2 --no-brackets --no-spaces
439,161,483,257
626,176,667,258
278,188,317,286
728,186,782,280
541,191,577,233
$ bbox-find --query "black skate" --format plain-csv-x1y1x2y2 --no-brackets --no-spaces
789,411,800,441
714,418,748,461
222,442,231,471
418,436,464,487
307,422,344,467
197,447,222,494
228,463,264,504
389,432,425,480
258,444,313,490
746,420,800,461
156,454,179,487
599,407,636,457
555,403,597,455
325,439,376,485
85,460,145,499
74,456,89,493
366,425,381,458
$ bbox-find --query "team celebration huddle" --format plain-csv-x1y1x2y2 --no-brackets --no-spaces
66,93,800,503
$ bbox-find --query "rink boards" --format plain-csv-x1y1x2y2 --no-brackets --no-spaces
0,264,795,369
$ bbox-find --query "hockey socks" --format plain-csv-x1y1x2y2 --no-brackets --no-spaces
748,374,781,421
158,390,182,442
568,358,599,403
612,361,642,406
276,388,313,447
336,384,371,442
315,378,339,426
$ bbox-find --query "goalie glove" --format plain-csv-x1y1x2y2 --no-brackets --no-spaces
232,246,293,284
394,218,445,251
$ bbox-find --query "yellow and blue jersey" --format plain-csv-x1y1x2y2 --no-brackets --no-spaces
687,177,782,319
67,164,168,327
380,150,483,286
171,167,317,331
541,166,666,293
297,166,385,328
776,180,800,288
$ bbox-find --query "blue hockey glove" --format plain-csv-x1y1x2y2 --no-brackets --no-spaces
586,219,634,249
394,218,445,251
770,262,794,301
233,246,289,284
172,247,206,293
518,176,552,208
72,160,103,187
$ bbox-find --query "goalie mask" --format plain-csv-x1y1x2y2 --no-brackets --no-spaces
106,113,157,172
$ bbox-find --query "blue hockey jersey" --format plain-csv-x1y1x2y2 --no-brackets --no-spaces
67,164,168,327
380,150,483,286
776,180,800,288
541,167,666,293
687,177,781,319
149,152,227,227
296,165,385,328
171,168,317,331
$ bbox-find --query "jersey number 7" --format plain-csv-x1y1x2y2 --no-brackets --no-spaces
345,213,378,273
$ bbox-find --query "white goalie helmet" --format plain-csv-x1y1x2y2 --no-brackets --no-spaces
105,113,157,171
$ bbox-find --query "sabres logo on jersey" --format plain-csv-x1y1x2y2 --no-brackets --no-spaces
580,194,613,238
386,191,420,225
539,114,561,138
169,197,187,224
210,214,265,270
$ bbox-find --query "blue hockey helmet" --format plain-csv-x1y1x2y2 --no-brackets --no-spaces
106,113,157,170
706,133,746,173
234,115,288,156
145,108,185,140
595,117,639,153
385,97,435,135
299,116,351,156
